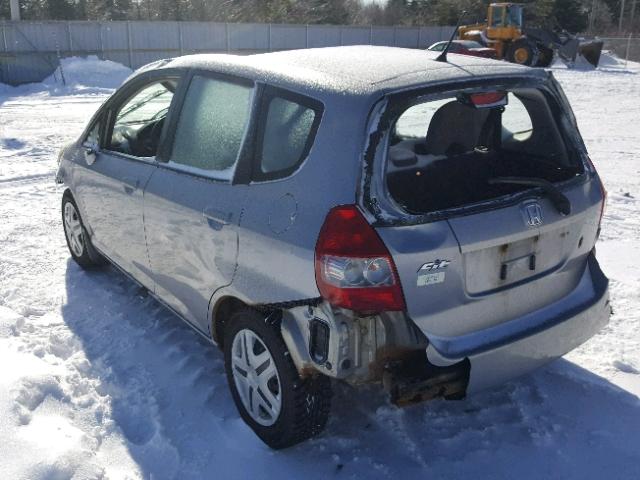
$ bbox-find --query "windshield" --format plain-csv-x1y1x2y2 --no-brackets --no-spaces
459,41,483,48
116,81,176,125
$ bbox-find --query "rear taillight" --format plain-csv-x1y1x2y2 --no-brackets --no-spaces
469,91,507,108
587,156,607,230
314,205,406,313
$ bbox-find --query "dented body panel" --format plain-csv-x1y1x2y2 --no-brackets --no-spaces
57,46,609,406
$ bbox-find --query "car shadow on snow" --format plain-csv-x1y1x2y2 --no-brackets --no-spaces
61,261,640,480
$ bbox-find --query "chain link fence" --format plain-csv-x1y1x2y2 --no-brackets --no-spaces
0,21,455,86
599,35,640,64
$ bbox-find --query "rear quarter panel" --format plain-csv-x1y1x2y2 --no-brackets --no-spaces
218,92,372,305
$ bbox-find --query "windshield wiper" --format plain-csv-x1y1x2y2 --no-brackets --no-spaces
118,89,168,121
488,176,571,215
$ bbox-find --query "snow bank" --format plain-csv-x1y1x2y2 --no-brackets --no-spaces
0,55,132,96
1,47,640,480
551,50,640,73
43,55,132,90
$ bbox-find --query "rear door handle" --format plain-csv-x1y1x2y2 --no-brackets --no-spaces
123,177,140,195
203,207,232,229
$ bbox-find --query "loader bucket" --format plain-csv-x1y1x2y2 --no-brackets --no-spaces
557,38,580,64
578,39,604,68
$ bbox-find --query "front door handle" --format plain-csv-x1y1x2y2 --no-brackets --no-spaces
203,207,232,229
123,177,140,195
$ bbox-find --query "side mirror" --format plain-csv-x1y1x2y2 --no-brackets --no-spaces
82,142,98,166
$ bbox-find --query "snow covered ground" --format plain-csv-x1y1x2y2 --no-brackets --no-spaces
0,55,639,479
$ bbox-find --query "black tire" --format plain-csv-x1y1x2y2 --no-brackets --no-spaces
61,193,105,269
535,46,554,67
506,39,539,66
223,307,332,449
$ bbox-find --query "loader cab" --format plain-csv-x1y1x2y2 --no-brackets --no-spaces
487,3,524,39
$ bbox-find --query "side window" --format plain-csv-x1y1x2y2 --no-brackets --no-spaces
108,80,176,158
170,75,253,180
255,92,321,181
490,6,504,27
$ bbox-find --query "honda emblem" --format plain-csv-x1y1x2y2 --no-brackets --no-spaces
523,202,543,227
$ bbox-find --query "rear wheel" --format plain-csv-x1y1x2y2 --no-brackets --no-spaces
506,39,539,66
535,46,554,67
223,307,332,449
62,193,105,268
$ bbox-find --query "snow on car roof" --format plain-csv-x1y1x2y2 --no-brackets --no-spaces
160,46,544,97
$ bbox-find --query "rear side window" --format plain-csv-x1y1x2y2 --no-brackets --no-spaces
253,89,322,181
170,75,253,180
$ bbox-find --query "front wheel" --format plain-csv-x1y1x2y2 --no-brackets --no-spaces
223,308,332,449
62,193,105,268
506,39,539,66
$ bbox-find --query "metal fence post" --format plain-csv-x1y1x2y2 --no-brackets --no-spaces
98,22,104,60
369,25,373,45
178,21,184,56
1,22,6,54
53,29,66,85
225,23,230,52
625,33,632,67
67,21,73,57
1,22,7,84
126,21,133,68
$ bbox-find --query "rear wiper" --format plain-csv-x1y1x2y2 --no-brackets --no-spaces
488,176,571,215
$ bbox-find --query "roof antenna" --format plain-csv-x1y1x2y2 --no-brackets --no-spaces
435,11,468,63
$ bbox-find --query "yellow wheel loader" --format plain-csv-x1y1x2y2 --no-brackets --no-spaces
458,3,604,68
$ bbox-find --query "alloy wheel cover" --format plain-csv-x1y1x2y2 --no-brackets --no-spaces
231,328,282,426
64,202,85,257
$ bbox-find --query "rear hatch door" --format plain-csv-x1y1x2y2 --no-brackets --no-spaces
377,181,602,354
369,77,603,355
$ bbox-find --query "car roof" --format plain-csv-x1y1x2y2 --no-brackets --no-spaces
153,46,545,99
454,40,484,47
432,40,479,46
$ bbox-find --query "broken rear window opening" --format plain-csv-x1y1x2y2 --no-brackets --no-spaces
385,87,584,215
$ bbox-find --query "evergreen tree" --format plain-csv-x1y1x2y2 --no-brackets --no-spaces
47,0,76,19
553,0,588,32
89,0,132,20
1,0,10,20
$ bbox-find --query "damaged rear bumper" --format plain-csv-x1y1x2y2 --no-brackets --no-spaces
279,252,609,402
427,252,610,393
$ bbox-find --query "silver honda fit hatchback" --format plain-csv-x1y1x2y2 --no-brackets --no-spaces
57,46,610,448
